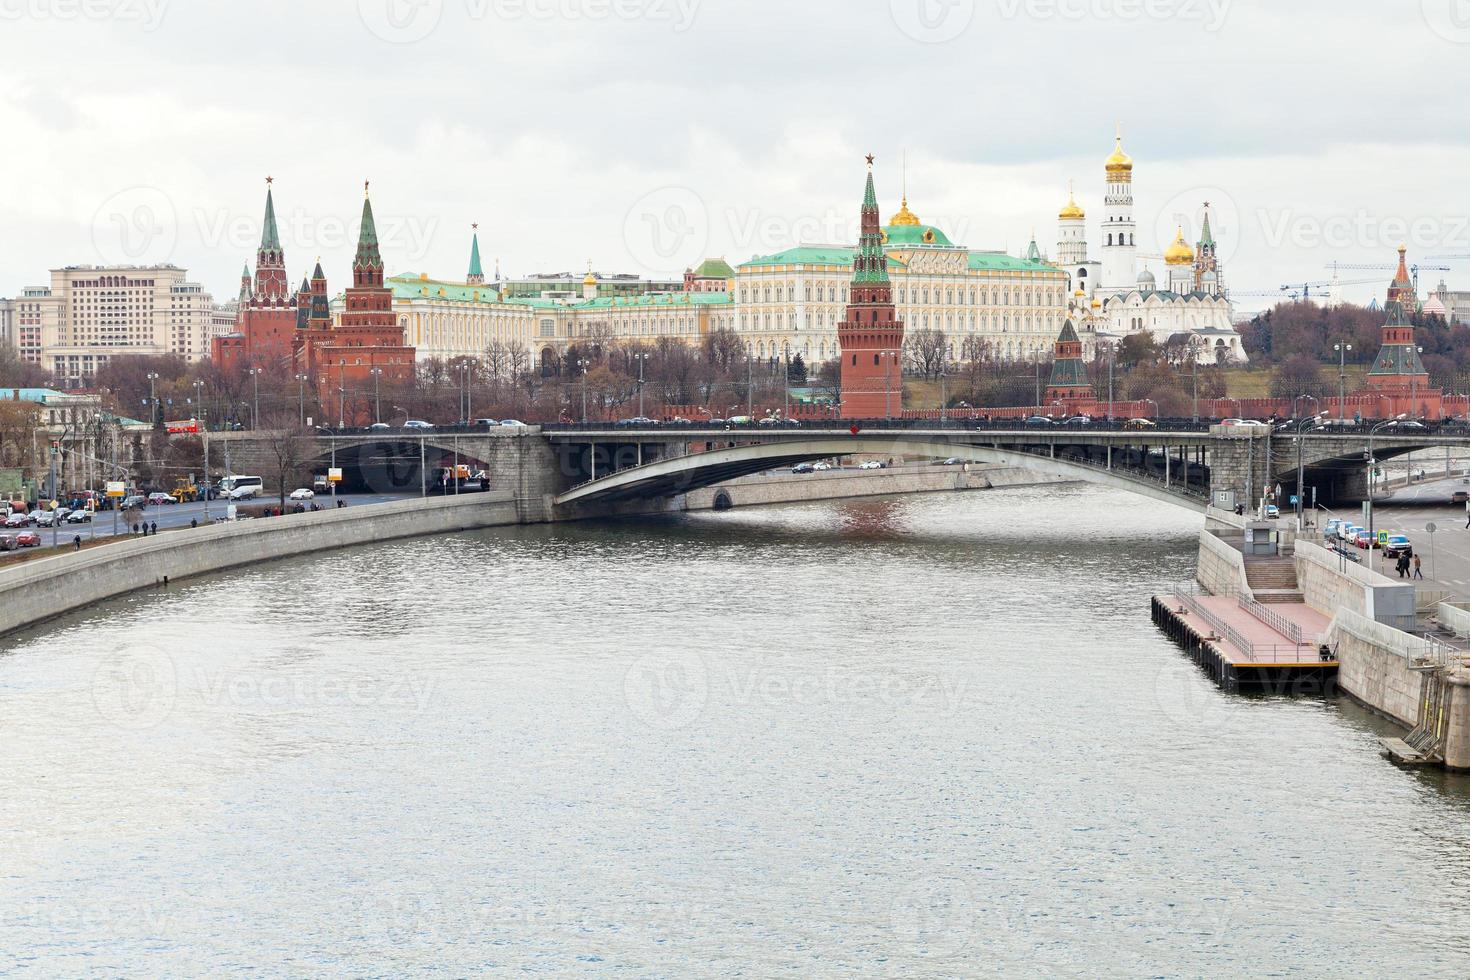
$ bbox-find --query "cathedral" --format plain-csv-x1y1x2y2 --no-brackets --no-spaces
1055,130,1245,365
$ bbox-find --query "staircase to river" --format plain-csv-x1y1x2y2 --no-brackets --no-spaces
1244,556,1303,604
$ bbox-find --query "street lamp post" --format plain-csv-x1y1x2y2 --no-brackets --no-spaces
370,367,383,425
1334,342,1352,420
1367,415,1407,563
1143,398,1158,420
746,353,754,418
146,372,159,426
1189,338,1201,424
1293,395,1321,525
295,373,307,427
577,358,589,422
782,343,791,418
634,352,650,418
248,367,261,430
1411,345,1424,418
883,350,900,419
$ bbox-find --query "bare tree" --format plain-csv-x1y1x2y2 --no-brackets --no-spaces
259,412,309,510
905,327,947,379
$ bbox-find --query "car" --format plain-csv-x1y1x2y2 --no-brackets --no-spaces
4,512,31,528
939,457,964,466
1339,524,1363,544
499,419,526,427
1023,415,1055,428
312,475,331,493
288,488,315,501
228,485,260,501
367,422,390,430
146,492,175,506
65,509,92,524
1454,491,1469,505
1063,415,1092,428
472,418,499,426
33,510,58,527
858,460,885,470
1125,418,1157,429
1384,535,1414,559
121,495,148,510
1353,530,1377,549
15,531,39,548
1389,419,1427,431
705,418,726,426
790,462,815,474
616,417,658,427
1264,504,1280,519
0,534,18,552
725,416,755,426
812,461,834,471
403,420,434,429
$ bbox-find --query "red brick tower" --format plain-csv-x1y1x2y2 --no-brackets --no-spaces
1044,318,1094,408
838,156,905,418
214,178,299,370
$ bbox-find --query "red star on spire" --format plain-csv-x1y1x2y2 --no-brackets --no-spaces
865,153,875,167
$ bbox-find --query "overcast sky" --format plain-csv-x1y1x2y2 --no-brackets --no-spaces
4,0,1470,311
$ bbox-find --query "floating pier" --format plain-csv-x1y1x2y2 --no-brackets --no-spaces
1151,591,1338,695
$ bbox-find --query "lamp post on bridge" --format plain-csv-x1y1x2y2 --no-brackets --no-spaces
295,373,308,428
1188,337,1201,424
1334,342,1352,420
1142,398,1158,421
883,350,900,419
577,358,589,423
633,351,650,419
1292,395,1322,526
370,367,384,425
248,367,262,431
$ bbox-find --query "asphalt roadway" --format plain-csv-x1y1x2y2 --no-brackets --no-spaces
1323,466,1470,600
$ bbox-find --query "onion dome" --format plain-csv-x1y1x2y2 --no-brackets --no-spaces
889,195,921,226
1137,268,1157,289
1164,226,1195,266
1059,182,1084,220
1105,128,1133,180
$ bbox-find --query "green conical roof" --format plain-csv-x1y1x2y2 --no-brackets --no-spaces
1057,318,1079,343
313,260,325,280
261,187,281,251
468,232,483,279
1198,208,1215,247
862,169,878,210
354,191,383,269
853,166,889,286
241,263,250,278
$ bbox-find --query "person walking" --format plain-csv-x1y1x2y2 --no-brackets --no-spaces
149,521,157,536
1414,554,1424,580
72,535,81,552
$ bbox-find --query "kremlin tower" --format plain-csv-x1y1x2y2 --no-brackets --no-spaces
1365,246,1430,412
837,156,905,418
1044,319,1094,409
213,179,301,370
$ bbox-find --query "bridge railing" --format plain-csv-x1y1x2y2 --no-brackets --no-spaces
1235,591,1309,646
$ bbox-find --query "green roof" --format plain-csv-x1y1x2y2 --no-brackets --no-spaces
693,257,735,278
388,272,501,303
511,291,732,311
882,223,955,247
260,187,281,251
739,246,905,271
967,251,1057,273
468,233,483,279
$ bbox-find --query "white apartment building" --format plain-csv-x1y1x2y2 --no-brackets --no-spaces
19,265,217,389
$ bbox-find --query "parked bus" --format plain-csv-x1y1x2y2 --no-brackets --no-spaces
217,475,263,499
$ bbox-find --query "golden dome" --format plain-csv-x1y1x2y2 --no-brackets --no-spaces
1058,182,1084,220
1164,225,1195,265
1105,129,1133,178
1074,288,1086,297
1090,298,1102,310
889,195,921,226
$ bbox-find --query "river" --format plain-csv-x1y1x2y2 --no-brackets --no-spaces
4,484,1470,976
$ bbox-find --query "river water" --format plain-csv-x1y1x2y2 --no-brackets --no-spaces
4,484,1470,976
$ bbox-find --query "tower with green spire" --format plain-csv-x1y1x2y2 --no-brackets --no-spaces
253,177,290,303
467,225,484,285
1193,201,1222,296
837,155,905,419
340,181,399,334
1044,318,1094,407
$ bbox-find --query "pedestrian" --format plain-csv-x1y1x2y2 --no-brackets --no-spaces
73,535,81,552
149,521,157,535
132,522,140,535
1395,555,1405,578
190,518,198,529
1414,555,1424,580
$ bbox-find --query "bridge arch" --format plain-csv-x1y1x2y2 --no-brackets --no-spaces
554,436,1208,512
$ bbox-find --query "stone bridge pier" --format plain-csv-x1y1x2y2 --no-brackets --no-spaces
1206,428,1273,510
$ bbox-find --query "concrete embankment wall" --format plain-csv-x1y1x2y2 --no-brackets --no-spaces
1327,607,1426,728
1296,539,1415,630
0,491,522,638
1196,530,1252,599
681,464,1063,510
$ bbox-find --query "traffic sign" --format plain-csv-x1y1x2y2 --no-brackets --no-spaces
105,481,126,497
328,467,343,483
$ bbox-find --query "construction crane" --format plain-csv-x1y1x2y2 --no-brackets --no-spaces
1322,261,1448,291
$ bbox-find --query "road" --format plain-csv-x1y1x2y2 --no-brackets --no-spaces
13,491,420,551
1324,469,1470,600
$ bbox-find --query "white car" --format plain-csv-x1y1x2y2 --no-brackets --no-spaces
812,461,834,471
228,485,260,501
288,488,314,501
498,419,526,427
858,460,884,470
403,419,434,429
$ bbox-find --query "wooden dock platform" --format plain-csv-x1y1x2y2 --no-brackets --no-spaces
1151,592,1338,694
